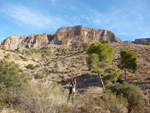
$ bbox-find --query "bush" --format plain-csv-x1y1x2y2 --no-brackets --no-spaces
8,49,21,53
42,53,46,59
22,50,33,56
34,73,46,79
96,90,128,113
71,47,77,51
0,59,28,104
80,42,90,50
106,82,143,113
41,48,52,55
76,91,128,113
5,53,11,59
26,64,35,69
35,64,40,68
102,40,110,44
17,80,72,113
57,47,67,55
143,42,150,45
1,47,6,51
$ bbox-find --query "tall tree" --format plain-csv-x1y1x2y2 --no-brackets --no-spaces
120,50,137,80
86,41,115,91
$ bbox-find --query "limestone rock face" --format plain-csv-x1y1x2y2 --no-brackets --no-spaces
1,33,54,50
53,25,121,46
134,38,150,44
1,25,122,50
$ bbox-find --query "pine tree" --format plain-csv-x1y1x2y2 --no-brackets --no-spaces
120,50,137,80
86,41,115,91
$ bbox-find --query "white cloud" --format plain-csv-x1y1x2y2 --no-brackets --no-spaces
0,4,74,30
1,5,53,28
0,0,149,41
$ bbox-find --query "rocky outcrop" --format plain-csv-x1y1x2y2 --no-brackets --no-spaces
1,33,54,50
133,38,150,44
53,25,121,47
1,25,121,50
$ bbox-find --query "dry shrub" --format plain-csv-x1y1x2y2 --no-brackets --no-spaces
96,90,128,113
18,79,72,113
75,92,128,113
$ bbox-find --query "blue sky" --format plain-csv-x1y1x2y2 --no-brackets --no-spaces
0,0,150,42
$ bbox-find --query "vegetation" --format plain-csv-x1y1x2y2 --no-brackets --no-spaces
96,90,128,113
15,80,72,113
0,59,28,104
70,47,78,51
0,41,146,113
106,82,143,113
1,47,6,51
22,50,33,55
86,41,121,90
120,50,137,79
58,47,67,54
143,42,150,45
80,42,90,50
103,67,121,84
26,64,35,69
42,53,47,59
5,53,11,59
8,49,21,53
102,40,110,44
26,64,40,69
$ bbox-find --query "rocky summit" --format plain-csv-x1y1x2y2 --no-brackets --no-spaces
53,25,121,46
1,25,121,50
133,38,150,44
1,33,54,50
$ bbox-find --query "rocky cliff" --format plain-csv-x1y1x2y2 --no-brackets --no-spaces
1,25,121,50
1,33,54,50
133,38,150,44
53,25,121,47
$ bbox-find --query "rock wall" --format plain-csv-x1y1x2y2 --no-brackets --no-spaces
134,38,150,44
1,33,54,50
54,25,121,47
1,25,121,50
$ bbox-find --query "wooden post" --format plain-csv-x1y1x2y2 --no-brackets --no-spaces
98,73,105,91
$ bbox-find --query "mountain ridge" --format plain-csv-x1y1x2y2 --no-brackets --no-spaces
0,25,121,50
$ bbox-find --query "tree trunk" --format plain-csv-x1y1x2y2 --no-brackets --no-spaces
125,69,127,80
98,73,105,91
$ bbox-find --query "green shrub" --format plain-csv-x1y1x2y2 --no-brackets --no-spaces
106,82,143,113
71,47,77,51
22,50,33,56
102,40,110,44
80,42,90,50
5,53,11,59
8,49,21,53
58,47,67,54
34,73,44,79
0,59,28,104
26,64,35,69
41,48,52,54
35,64,40,68
143,42,150,45
96,90,128,113
1,47,6,51
42,53,46,59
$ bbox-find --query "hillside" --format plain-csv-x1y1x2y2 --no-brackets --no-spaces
0,41,150,112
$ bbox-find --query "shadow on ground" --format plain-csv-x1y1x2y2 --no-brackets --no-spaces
59,74,102,94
